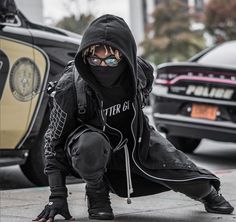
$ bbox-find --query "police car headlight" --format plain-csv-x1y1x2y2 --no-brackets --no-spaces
9,58,41,102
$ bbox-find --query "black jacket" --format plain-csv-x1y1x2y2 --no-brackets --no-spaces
44,14,220,197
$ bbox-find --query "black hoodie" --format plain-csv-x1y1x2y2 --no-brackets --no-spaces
75,14,141,154
74,14,137,98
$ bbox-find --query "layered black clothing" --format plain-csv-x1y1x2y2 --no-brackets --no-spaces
44,14,220,198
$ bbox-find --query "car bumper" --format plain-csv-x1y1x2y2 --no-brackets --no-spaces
153,112,236,142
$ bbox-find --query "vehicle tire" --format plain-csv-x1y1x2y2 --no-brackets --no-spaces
166,136,201,153
20,115,49,186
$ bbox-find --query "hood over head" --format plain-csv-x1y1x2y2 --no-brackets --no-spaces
74,14,137,97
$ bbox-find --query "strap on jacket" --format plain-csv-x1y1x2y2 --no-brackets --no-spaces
73,64,87,121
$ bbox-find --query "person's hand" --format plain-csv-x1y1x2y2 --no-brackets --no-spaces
32,197,74,222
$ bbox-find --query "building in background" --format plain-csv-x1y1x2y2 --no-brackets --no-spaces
129,0,144,54
12,0,210,51
15,0,43,23
189,0,209,13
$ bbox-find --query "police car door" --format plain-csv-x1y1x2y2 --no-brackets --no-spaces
0,8,36,150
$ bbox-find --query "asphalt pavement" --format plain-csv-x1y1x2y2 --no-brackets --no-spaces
1,169,236,222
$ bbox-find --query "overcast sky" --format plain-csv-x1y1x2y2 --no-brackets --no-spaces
43,0,130,25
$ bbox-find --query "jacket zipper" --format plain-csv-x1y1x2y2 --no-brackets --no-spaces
100,100,124,150
100,99,134,203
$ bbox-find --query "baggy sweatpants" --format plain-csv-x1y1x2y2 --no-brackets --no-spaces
68,131,212,200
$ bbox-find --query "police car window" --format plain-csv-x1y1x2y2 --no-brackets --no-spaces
197,42,236,67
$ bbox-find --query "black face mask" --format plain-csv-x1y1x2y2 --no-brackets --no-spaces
90,59,127,87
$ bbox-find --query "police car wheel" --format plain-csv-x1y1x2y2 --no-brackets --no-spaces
20,120,49,186
166,136,201,153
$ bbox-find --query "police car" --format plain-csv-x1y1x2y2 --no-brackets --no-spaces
0,0,81,185
151,41,236,153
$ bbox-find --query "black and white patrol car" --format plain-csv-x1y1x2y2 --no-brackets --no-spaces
151,41,236,153
0,0,81,185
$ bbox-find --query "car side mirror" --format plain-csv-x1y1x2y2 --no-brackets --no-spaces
0,0,18,24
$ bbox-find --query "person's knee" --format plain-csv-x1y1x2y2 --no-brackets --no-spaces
75,132,110,158
71,131,111,176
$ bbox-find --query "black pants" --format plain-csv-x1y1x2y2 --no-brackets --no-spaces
69,131,212,200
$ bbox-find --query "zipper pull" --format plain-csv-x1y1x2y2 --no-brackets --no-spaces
138,137,142,143
100,100,106,131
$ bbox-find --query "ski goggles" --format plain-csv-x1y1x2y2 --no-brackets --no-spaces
87,55,121,67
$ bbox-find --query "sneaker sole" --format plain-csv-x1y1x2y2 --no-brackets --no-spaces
89,213,114,220
205,205,234,214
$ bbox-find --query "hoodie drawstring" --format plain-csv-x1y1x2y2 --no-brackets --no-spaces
124,143,133,204
100,99,133,204
113,141,133,204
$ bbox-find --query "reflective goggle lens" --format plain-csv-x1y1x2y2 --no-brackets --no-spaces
87,56,121,67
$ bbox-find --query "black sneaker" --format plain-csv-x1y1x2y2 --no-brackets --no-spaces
86,182,114,220
202,188,234,214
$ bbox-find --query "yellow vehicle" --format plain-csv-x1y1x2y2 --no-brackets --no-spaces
0,0,81,185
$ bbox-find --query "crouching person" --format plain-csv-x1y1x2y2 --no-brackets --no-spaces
33,14,234,221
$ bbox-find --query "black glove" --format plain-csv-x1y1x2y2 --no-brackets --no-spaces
33,197,74,222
